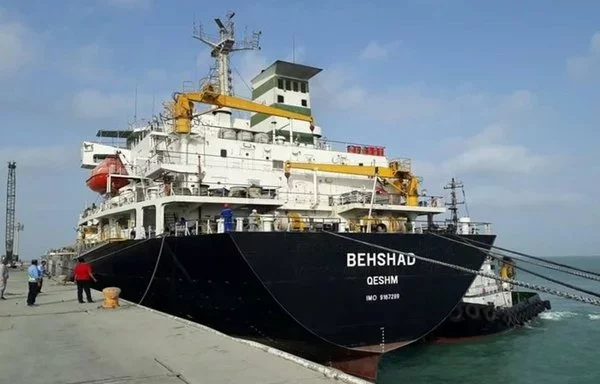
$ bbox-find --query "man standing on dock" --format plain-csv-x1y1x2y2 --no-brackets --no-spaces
73,257,97,303
0,258,9,300
37,260,47,293
27,260,41,306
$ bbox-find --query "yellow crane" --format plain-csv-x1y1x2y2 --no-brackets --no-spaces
284,160,421,206
172,84,314,134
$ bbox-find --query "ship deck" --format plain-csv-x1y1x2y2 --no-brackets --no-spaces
0,270,370,384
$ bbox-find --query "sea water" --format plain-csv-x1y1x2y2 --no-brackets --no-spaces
378,256,600,384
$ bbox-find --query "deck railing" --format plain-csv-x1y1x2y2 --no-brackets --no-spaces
78,215,492,248
79,185,443,220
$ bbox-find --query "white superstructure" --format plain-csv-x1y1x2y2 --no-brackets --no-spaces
75,12,458,248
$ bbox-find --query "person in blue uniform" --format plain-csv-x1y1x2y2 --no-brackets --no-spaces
220,204,233,232
26,260,41,306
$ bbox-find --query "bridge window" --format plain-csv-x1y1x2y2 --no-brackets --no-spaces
293,81,299,92
277,78,284,89
272,160,284,169
285,79,291,91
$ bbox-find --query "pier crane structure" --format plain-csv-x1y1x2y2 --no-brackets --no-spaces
3,161,17,266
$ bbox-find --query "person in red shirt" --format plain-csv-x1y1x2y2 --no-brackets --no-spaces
73,257,97,303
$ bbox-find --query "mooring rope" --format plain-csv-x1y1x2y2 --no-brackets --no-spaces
138,236,166,306
324,231,600,307
428,232,600,298
452,234,600,279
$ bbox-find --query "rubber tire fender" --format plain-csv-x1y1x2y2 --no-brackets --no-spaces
543,300,552,310
465,304,481,320
449,305,463,322
500,311,511,326
482,306,496,322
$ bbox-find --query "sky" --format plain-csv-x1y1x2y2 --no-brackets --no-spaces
0,0,599,259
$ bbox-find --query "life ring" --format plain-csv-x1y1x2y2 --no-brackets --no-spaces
465,304,481,320
449,306,463,322
482,306,496,322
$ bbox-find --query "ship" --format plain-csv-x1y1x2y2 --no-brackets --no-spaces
421,179,551,342
74,12,496,381
427,255,551,341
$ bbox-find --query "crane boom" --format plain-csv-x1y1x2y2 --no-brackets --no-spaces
284,160,421,206
173,85,314,134
284,160,410,179
4,162,16,264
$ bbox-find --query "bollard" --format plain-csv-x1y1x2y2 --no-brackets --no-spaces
102,287,121,309
57,275,68,285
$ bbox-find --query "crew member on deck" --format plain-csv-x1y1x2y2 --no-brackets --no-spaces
220,204,233,232
248,209,260,231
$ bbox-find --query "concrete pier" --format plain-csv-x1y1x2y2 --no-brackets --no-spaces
0,270,370,384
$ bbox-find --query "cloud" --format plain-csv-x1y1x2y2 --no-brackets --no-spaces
69,43,116,83
566,32,600,81
502,89,537,111
71,88,171,122
313,69,539,131
359,40,401,60
437,124,549,176
0,8,36,77
465,186,581,208
443,142,548,175
232,50,269,98
0,145,77,170
72,89,137,120
284,45,306,64
106,0,151,9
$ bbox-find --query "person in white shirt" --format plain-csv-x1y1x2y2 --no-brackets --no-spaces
37,260,47,293
0,258,9,300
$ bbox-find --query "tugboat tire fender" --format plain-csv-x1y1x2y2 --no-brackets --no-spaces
500,311,512,327
506,312,516,327
543,300,552,310
465,304,480,320
449,306,463,322
482,306,496,322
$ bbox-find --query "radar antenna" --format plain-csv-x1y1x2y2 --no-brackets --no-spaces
192,11,261,96
443,177,465,228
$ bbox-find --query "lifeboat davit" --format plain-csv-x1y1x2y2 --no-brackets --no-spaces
86,155,129,194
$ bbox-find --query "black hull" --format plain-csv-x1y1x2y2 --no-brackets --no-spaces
82,232,494,381
424,292,551,341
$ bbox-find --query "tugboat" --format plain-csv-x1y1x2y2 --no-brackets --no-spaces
423,179,551,342
73,12,498,381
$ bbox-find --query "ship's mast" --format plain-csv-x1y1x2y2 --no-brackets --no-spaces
443,177,464,228
192,11,261,96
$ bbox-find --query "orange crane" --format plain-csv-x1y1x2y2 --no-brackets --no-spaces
171,84,314,135
284,160,421,206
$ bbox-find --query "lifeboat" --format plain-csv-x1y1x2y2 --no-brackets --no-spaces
86,155,129,194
